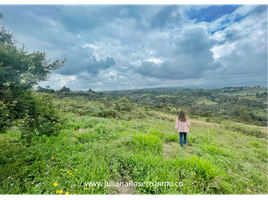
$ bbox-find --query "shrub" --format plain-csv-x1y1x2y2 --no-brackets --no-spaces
19,91,63,142
252,121,261,126
102,108,118,118
89,106,103,117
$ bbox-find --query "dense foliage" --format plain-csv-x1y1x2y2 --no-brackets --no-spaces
0,14,66,136
41,86,267,126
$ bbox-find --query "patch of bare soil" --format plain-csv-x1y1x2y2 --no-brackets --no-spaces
163,142,177,158
73,128,94,135
107,177,136,195
163,141,194,159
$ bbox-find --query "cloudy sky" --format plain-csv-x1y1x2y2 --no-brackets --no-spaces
0,4,267,91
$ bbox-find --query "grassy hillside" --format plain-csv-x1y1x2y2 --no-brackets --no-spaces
0,105,267,194
225,88,267,96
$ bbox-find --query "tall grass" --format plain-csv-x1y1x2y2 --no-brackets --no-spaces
0,98,267,194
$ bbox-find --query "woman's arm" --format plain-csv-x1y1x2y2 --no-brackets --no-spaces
187,118,191,127
175,117,179,131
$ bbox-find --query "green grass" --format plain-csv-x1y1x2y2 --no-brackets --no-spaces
225,88,267,96
0,110,267,194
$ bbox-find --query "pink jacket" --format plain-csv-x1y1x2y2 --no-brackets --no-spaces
175,117,191,132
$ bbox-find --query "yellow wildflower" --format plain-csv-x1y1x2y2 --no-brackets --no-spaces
56,190,59,194
53,183,58,187
65,192,69,195
59,190,63,194
52,156,54,159
75,169,78,171
69,173,72,175
60,169,62,171
85,188,88,190
67,171,70,173
72,175,74,177
251,184,253,186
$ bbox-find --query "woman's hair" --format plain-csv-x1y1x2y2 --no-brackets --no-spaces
178,110,188,122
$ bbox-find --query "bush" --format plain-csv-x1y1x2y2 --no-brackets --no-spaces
102,108,118,118
89,106,103,117
19,91,63,142
252,121,261,126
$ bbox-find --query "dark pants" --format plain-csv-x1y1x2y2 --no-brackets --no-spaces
179,132,187,147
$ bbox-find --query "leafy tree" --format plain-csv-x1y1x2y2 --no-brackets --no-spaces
58,86,71,93
240,107,251,122
0,13,66,133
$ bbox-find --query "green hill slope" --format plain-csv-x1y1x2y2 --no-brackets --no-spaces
0,109,267,194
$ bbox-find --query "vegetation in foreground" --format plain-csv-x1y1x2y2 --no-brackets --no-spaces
0,96,267,194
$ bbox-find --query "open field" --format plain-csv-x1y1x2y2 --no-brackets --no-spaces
0,109,267,194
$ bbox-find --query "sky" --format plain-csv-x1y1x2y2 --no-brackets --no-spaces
0,4,267,91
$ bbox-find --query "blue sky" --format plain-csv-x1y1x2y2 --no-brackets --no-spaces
0,4,267,91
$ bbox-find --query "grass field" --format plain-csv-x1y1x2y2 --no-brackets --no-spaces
197,98,217,105
0,109,267,194
225,88,267,96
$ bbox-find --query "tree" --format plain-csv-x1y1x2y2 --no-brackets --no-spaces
0,13,16,46
58,86,70,93
0,13,66,133
240,107,251,122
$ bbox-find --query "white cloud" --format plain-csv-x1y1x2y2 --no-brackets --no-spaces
4,5,265,91
211,43,236,59
81,43,99,50
144,57,164,64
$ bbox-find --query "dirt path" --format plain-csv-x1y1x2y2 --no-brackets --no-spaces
108,177,136,195
163,142,177,158
151,111,267,134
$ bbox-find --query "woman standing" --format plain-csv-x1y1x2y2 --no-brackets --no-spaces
175,110,191,147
